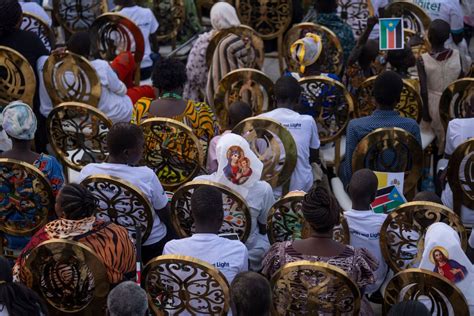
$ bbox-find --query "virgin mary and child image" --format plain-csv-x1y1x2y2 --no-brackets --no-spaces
223,146,253,185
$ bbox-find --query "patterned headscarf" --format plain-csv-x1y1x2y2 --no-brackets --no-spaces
1,101,37,140
210,2,240,31
290,33,323,74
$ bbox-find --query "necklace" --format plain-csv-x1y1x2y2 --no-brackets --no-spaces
160,92,182,100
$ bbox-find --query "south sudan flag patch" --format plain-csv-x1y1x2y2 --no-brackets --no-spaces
379,18,404,50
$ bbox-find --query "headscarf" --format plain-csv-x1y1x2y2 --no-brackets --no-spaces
419,222,474,308
1,101,37,140
290,33,323,74
210,2,240,31
0,112,12,152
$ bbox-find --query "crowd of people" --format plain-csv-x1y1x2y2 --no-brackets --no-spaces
0,0,473,315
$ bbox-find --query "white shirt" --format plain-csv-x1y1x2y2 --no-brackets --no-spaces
259,108,321,193
79,163,169,246
19,1,52,26
163,233,248,283
0,304,8,316
442,118,474,225
119,5,159,69
414,0,465,34
345,209,388,293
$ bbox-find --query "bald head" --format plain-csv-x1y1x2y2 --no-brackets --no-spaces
349,169,378,209
428,19,450,47
228,101,252,129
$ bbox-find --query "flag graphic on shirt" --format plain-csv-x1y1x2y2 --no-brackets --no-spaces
379,18,404,50
371,185,405,214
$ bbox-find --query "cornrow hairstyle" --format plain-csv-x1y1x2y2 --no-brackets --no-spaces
301,186,341,233
59,183,98,220
0,0,22,38
151,57,187,92
106,122,144,157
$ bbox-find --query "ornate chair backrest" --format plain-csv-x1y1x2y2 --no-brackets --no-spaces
380,201,466,273
352,127,423,194
213,68,275,129
283,22,344,75
91,13,145,65
235,0,293,40
171,180,251,242
271,261,361,315
355,76,422,122
24,239,110,314
0,159,53,240
206,25,265,69
53,0,107,35
152,0,186,45
404,28,430,59
383,268,469,315
298,76,353,144
447,138,474,215
46,102,112,171
383,1,431,35
267,191,350,245
43,52,101,107
337,0,374,38
81,175,154,243
143,254,230,315
232,117,297,189
439,78,474,132
20,13,56,51
0,46,36,111
140,118,204,192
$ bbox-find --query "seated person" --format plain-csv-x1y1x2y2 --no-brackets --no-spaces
107,281,149,316
194,133,275,271
262,186,378,315
231,271,272,316
339,71,422,186
14,184,136,284
0,256,48,316
38,32,133,123
345,169,388,294
115,0,159,79
386,45,417,81
163,186,248,283
207,101,252,173
259,76,320,195
387,301,430,316
413,191,443,204
79,122,173,264
132,58,219,149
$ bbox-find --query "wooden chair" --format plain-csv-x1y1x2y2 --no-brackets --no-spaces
298,75,353,170
267,191,350,245
143,254,230,315
171,180,252,242
81,175,154,243
379,201,466,273
235,0,293,73
53,0,107,36
336,0,374,38
0,159,53,258
383,268,469,315
43,52,101,107
20,12,56,51
232,117,297,190
270,261,361,315
213,68,274,129
283,22,344,76
24,239,110,314
206,25,265,69
140,118,205,191
439,78,474,133
0,46,36,111
46,102,112,172
447,138,474,216
153,0,185,49
383,1,431,35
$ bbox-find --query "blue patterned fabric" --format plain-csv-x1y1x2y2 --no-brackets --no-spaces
340,110,422,186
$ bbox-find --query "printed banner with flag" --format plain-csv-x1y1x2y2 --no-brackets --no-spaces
371,171,406,213
379,18,404,50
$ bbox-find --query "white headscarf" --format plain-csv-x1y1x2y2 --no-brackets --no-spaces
419,222,474,309
210,2,240,31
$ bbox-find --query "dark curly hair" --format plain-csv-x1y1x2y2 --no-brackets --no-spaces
151,57,187,92
302,186,342,233
58,184,98,220
0,0,22,37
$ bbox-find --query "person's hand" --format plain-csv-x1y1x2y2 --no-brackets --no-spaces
367,16,378,28
51,46,67,57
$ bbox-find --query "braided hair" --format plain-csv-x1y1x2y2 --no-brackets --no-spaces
0,0,22,38
58,184,98,220
302,186,341,233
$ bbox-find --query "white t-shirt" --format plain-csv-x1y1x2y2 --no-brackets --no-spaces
368,0,389,40
442,118,474,225
415,0,464,34
163,233,248,283
345,209,388,293
19,1,52,26
79,163,169,246
259,108,321,193
119,5,159,69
